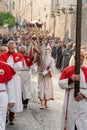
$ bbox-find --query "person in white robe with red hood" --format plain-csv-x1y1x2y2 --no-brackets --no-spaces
0,60,16,130
59,50,87,130
19,45,33,108
0,40,24,125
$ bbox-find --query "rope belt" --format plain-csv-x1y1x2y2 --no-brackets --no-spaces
0,90,6,92
21,70,30,71
67,87,86,90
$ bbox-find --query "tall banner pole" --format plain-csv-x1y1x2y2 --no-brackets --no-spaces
74,0,82,98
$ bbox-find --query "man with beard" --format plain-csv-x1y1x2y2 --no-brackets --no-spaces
0,40,24,125
37,46,55,109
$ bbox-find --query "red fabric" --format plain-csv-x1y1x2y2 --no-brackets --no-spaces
59,66,87,85
59,66,75,85
49,42,53,48
24,55,33,67
47,66,52,77
47,70,52,78
0,61,16,83
81,66,87,83
0,52,24,63
29,47,33,58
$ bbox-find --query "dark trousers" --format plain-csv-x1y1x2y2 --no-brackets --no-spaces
23,99,29,105
9,111,15,122
75,125,77,130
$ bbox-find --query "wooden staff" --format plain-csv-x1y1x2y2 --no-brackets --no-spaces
73,1,82,130
74,0,82,98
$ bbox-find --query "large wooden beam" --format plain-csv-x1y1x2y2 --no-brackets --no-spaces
74,0,82,96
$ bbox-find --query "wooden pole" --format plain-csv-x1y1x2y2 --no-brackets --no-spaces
74,0,82,96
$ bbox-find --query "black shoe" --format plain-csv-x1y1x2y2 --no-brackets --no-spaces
23,104,28,108
6,118,8,124
9,121,14,125
6,111,9,124
23,99,29,105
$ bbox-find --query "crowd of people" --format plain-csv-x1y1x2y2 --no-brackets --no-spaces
0,27,56,130
0,25,87,130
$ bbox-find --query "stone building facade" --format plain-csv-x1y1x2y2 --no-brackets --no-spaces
2,0,87,45
54,3,87,45
0,0,7,11
6,0,58,33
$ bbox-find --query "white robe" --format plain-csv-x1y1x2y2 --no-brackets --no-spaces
7,55,23,112
20,59,31,100
38,57,55,101
0,79,16,130
59,68,87,130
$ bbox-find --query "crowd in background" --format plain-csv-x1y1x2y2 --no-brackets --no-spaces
0,24,87,130
0,30,87,71
1,30,87,68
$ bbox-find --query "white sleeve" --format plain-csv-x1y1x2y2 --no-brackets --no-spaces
13,61,23,71
7,78,16,103
59,78,69,89
49,58,55,76
81,89,87,98
69,55,75,66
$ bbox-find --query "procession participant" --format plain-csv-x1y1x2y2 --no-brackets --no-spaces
59,50,87,130
83,52,87,66
0,60,16,130
62,43,73,70
0,40,24,125
19,45,33,108
0,46,1,55
0,46,8,54
56,42,63,69
37,46,55,109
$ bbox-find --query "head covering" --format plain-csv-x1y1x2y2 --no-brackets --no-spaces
45,45,52,52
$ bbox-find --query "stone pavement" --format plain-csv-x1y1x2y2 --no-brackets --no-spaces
6,68,64,130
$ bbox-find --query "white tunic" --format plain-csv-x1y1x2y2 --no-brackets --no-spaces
20,59,31,100
0,79,16,130
38,58,55,101
59,69,87,130
7,55,23,112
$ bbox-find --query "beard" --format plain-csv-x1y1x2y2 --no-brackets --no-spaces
44,53,52,67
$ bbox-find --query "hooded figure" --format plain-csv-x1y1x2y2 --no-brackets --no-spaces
37,45,55,109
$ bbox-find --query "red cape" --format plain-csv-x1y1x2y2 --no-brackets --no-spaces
24,55,33,67
0,52,24,63
0,61,16,83
59,66,87,85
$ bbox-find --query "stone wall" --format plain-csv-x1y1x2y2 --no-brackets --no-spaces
52,5,87,46
9,1,87,46
0,0,6,11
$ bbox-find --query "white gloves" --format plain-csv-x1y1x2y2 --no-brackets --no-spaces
42,70,48,76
